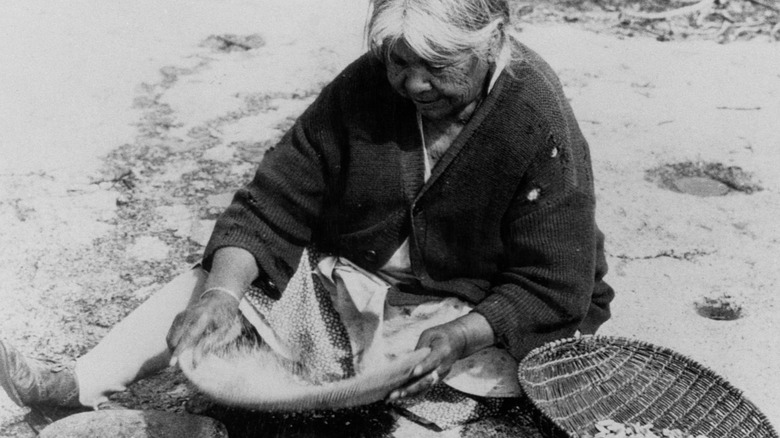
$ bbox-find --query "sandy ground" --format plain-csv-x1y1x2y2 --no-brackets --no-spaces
1,0,779,436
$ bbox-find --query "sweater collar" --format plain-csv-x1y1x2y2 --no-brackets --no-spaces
394,52,511,206
414,66,509,201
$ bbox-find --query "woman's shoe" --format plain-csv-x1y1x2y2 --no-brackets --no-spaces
0,339,80,408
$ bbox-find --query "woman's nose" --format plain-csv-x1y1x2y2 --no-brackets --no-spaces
404,66,432,95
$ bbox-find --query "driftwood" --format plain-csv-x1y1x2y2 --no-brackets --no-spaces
746,0,780,13
621,0,716,20
618,0,779,42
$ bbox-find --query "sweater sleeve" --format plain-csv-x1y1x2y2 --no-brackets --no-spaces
201,81,345,292
474,126,598,361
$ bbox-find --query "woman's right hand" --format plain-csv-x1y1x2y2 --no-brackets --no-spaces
166,289,241,369
167,246,259,368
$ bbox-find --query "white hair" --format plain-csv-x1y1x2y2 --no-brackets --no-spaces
366,0,511,65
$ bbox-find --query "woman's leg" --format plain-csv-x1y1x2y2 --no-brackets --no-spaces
74,267,207,407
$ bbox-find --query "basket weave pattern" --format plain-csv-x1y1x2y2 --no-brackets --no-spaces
518,336,778,438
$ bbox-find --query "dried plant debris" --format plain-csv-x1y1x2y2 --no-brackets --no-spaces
618,0,780,43
512,0,780,42
695,294,744,320
201,34,266,52
582,419,710,438
646,161,762,195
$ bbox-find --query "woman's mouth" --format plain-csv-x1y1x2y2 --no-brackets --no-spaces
413,98,439,106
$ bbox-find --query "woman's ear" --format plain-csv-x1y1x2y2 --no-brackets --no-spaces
488,25,504,63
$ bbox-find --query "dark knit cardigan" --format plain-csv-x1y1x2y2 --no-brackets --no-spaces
203,42,614,361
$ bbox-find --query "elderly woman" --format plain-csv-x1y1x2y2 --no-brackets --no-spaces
1,0,613,425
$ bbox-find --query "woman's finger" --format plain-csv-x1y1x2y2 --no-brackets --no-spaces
171,315,211,368
411,334,452,377
389,347,448,399
411,350,441,378
388,368,441,400
165,312,188,352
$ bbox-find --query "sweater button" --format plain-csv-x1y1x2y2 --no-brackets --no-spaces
364,250,378,263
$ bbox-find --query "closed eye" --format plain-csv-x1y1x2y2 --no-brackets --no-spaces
425,60,457,75
388,53,408,68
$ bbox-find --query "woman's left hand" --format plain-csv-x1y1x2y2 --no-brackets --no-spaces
388,312,495,400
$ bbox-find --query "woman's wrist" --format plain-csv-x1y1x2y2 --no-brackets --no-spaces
200,247,258,303
199,286,243,303
451,312,496,358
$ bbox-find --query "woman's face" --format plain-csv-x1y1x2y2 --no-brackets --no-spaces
385,40,490,122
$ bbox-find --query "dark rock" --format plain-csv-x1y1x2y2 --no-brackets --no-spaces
39,410,227,438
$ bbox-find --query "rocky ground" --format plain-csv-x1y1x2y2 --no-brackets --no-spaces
1,0,779,436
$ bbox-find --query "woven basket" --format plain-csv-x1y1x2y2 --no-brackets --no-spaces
517,336,778,438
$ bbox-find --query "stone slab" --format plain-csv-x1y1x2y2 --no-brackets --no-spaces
39,410,227,438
